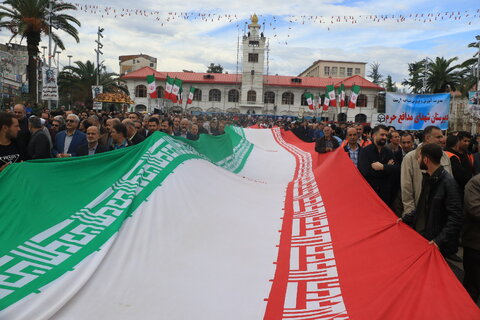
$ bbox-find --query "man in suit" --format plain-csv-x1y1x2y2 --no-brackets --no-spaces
122,119,145,145
52,114,87,158
76,126,108,156
27,116,51,160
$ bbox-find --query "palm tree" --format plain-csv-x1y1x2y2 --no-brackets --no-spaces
58,60,127,108
426,57,466,93
0,0,80,99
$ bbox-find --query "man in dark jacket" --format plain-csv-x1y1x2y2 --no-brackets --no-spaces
13,104,30,157
315,126,339,153
27,116,51,160
462,175,480,302
122,119,145,145
293,120,312,142
463,174,480,303
358,125,399,206
402,143,463,258
445,134,473,192
52,114,87,157
76,126,108,156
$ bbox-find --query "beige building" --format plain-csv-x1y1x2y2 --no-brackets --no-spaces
299,60,366,79
449,98,480,134
119,54,157,76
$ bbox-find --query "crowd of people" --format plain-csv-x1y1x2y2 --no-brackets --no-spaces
305,120,479,304
0,104,479,304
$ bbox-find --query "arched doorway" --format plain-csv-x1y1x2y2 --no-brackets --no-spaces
337,113,347,122
355,113,367,123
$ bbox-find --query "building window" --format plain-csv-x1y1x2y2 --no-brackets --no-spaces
375,93,385,113
282,92,294,105
324,66,330,76
228,89,239,102
339,67,345,77
251,70,255,76
248,53,259,63
135,85,147,98
301,93,309,106
193,89,202,101
150,63,154,67
264,91,275,104
355,68,361,75
209,89,221,102
331,67,338,77
247,90,256,103
156,86,164,98
355,113,367,123
347,68,353,76
338,113,347,122
357,94,367,107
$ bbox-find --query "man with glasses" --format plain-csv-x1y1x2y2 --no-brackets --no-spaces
52,114,87,158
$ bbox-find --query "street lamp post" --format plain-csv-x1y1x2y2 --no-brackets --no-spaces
47,0,53,109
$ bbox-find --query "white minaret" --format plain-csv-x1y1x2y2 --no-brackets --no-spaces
240,13,266,111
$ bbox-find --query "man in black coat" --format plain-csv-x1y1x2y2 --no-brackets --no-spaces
122,119,145,145
402,143,463,258
76,126,108,156
27,116,51,160
315,126,340,153
13,104,30,157
358,125,399,206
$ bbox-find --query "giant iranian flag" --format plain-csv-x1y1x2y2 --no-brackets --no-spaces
0,128,478,320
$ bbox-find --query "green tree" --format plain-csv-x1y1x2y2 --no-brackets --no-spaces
402,60,426,94
426,57,466,93
367,62,383,85
384,75,397,92
206,63,223,73
58,61,126,108
457,41,479,95
0,0,80,99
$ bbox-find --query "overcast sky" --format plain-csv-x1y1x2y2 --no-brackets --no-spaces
1,0,479,88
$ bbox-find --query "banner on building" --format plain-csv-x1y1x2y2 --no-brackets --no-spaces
41,67,58,100
92,86,103,110
385,93,450,130
468,91,480,118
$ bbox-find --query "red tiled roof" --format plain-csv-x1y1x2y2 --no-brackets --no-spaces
122,66,384,90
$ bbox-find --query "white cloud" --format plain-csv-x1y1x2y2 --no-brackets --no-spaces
0,0,478,87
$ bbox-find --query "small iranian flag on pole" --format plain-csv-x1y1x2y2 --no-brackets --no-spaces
146,74,157,99
338,84,345,107
323,93,330,111
326,85,336,107
171,78,183,103
187,87,196,104
305,93,314,110
164,76,174,100
349,85,361,109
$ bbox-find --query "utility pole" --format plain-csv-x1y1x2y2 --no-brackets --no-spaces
95,27,104,86
47,0,53,109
